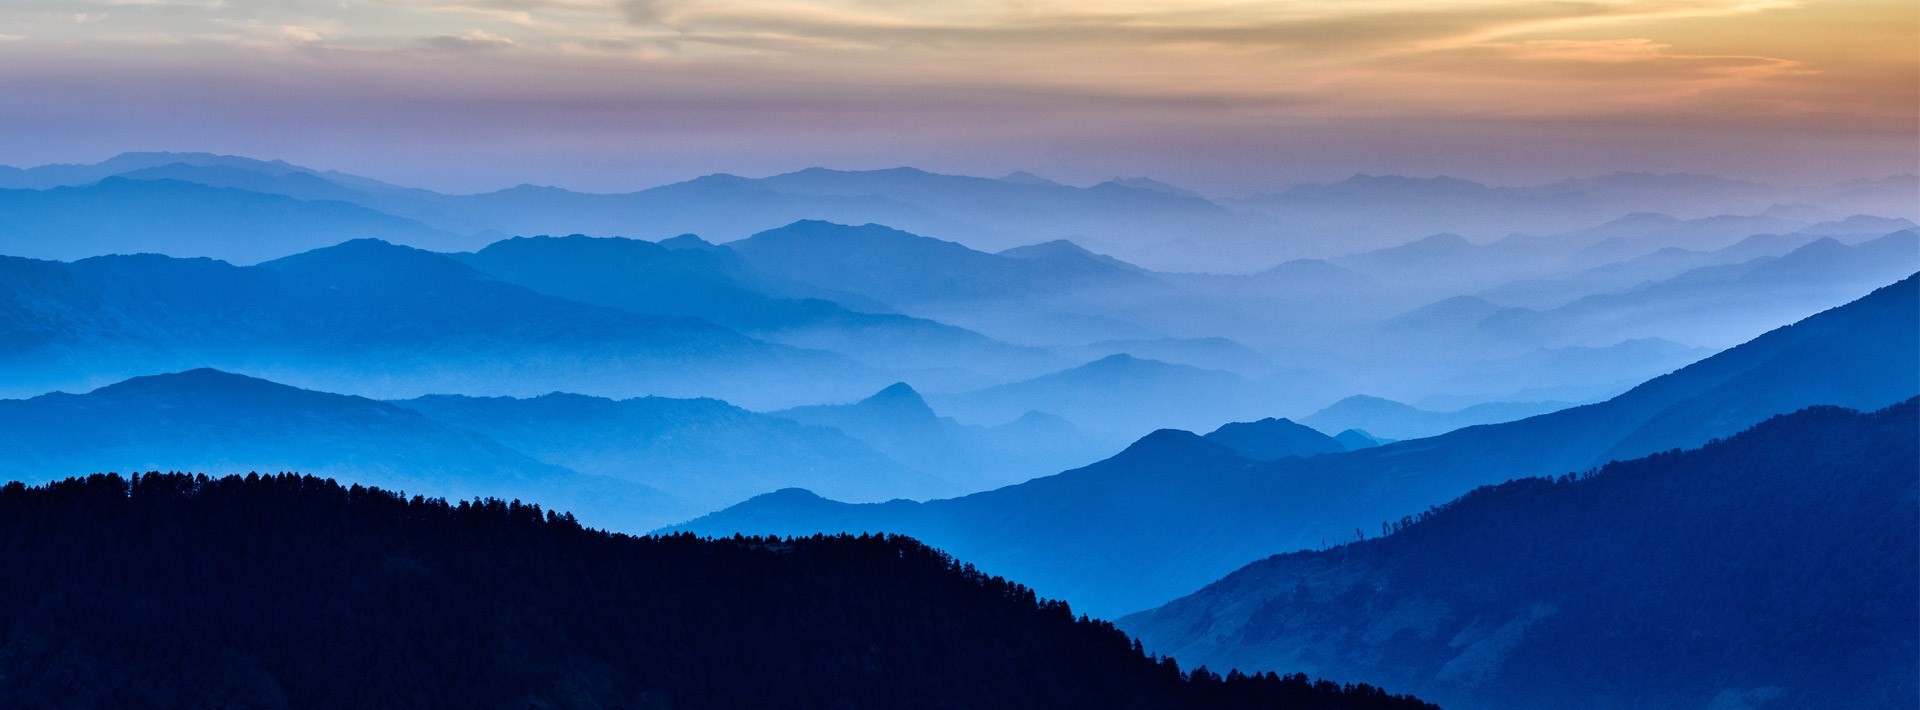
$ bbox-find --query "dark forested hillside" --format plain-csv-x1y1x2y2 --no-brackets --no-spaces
1122,400,1920,709
0,473,1432,710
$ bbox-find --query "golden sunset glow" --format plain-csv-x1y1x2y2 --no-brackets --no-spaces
0,0,1911,190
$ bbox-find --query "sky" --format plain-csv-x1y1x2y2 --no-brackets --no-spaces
0,0,1913,194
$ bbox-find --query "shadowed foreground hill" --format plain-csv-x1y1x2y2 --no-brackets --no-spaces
1123,401,1919,709
0,473,1432,710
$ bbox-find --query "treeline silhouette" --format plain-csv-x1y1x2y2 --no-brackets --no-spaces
0,471,1433,709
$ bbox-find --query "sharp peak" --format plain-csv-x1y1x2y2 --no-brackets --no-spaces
856,383,932,412
864,381,922,399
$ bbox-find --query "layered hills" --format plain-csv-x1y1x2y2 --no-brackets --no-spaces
1123,400,1919,709
677,274,1920,617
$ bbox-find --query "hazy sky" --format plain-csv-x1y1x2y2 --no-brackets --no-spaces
0,0,1913,194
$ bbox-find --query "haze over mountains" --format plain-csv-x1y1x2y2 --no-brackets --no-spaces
0,150,1914,706
0,369,1123,531
7,153,1912,443
678,276,1920,617
1,152,1913,270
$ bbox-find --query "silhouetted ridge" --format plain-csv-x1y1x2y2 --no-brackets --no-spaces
1108,429,1249,468
1124,400,1919,709
657,233,716,250
0,472,1433,709
1203,418,1347,461
682,273,1919,618
998,170,1064,186
93,368,282,395
1332,429,1390,450
858,381,933,412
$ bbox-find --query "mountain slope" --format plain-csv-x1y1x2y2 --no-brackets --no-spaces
392,392,939,512
0,369,677,530
931,354,1283,442
0,472,1434,709
1122,401,1919,709
1480,230,1920,348
1303,396,1573,440
0,178,472,263
771,383,1108,491
454,234,1064,388
0,241,874,407
676,275,1919,617
1202,419,1347,461
1230,172,1780,253
726,220,1158,306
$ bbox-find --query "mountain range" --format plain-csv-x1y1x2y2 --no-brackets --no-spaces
0,149,1911,707
770,382,1108,492
0,237,882,408
0,369,1120,531
674,274,1920,617
1123,399,1918,709
2,152,1912,271
0,368,674,530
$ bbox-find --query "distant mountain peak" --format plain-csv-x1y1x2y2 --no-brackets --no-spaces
260,237,438,267
657,234,715,250
999,238,1091,257
105,367,265,390
863,381,922,402
1797,214,1918,235
748,220,930,245
853,382,937,419
1332,428,1390,450
1202,417,1346,461
1101,177,1204,199
767,166,939,184
998,171,1064,187
1107,428,1242,467
759,487,828,502
1073,353,1176,375
80,368,358,407
1324,394,1405,409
